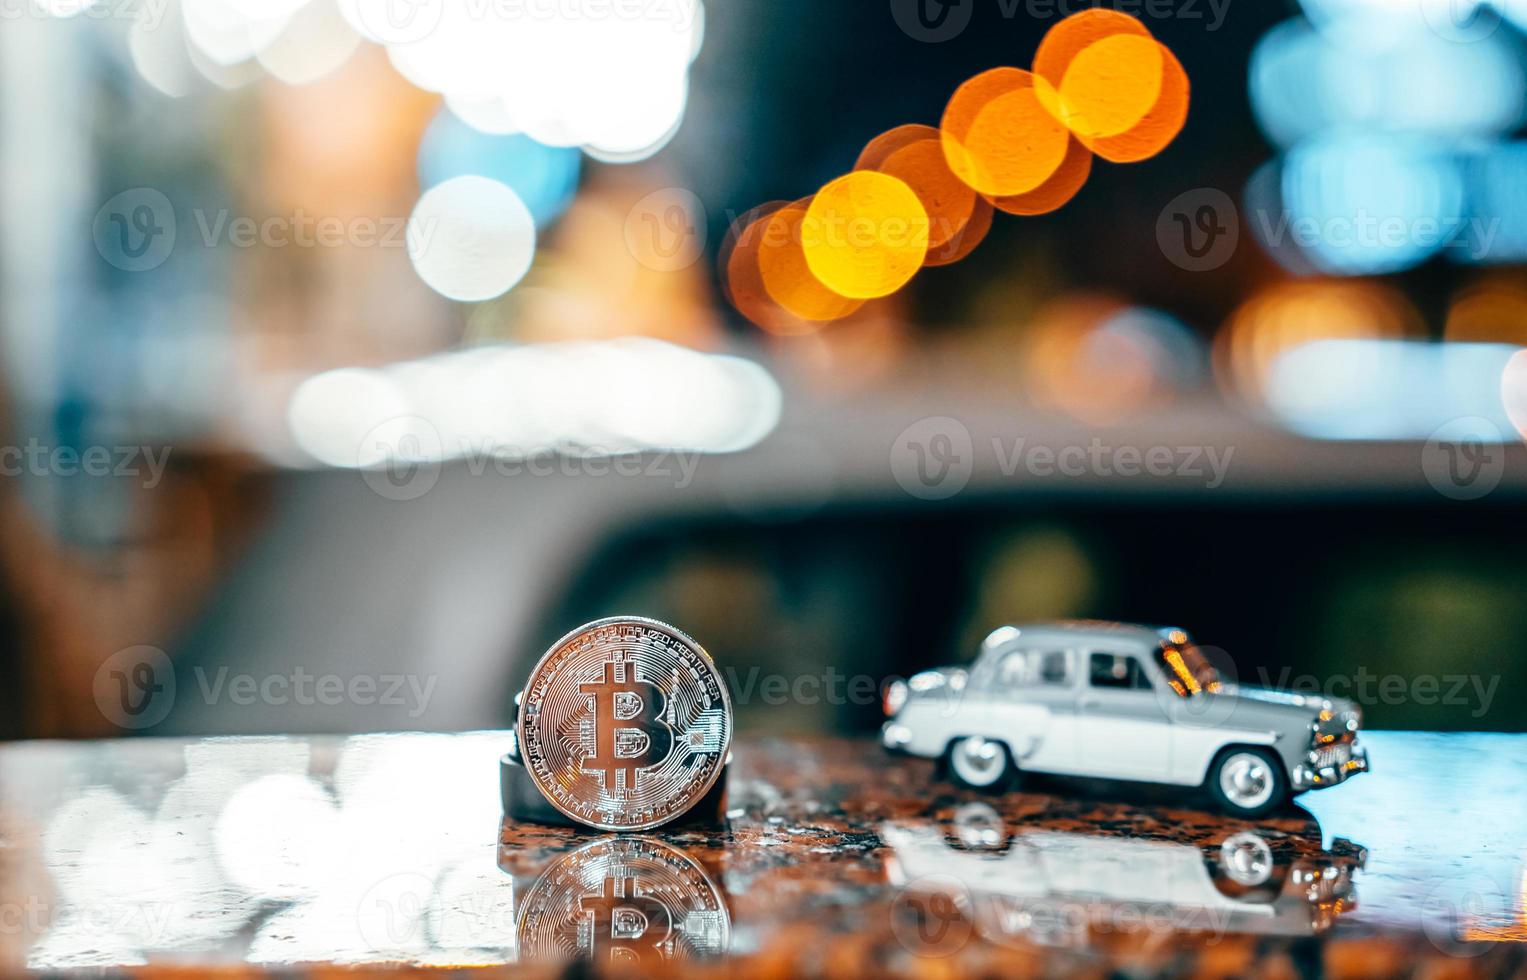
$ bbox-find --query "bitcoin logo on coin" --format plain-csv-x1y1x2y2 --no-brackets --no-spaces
578,659,674,791
518,836,730,965
518,617,732,831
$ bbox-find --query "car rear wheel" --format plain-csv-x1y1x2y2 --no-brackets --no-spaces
947,736,1014,791
1208,748,1287,818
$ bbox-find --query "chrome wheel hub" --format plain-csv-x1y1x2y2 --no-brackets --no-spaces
1219,752,1275,809
1221,832,1274,885
952,737,1003,785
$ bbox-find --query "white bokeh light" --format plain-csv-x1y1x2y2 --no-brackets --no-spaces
257,0,362,85
285,340,783,469
287,367,410,467
406,175,536,303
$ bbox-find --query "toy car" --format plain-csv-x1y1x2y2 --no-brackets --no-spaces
880,621,1368,817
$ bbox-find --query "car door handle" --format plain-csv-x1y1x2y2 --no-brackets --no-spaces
1079,696,1100,711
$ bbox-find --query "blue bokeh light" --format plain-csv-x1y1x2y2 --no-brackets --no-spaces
1459,141,1527,263
418,109,581,227
1275,134,1465,276
1266,339,1519,441
1250,17,1525,150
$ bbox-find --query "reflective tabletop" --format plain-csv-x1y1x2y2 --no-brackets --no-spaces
0,731,1523,975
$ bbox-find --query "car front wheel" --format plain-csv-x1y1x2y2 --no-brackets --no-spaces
1208,748,1288,818
947,736,1015,791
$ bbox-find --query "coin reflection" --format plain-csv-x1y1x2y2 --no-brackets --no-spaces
517,836,729,965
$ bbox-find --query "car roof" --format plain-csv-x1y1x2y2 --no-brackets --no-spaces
981,620,1186,653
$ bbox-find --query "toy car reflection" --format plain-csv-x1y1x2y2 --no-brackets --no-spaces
882,801,1367,949
881,622,1368,816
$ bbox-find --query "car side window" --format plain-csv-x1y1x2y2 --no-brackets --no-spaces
1089,652,1153,691
1038,650,1072,687
992,649,1072,690
995,651,1033,689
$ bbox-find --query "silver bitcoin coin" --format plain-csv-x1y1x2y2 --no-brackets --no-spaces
517,616,732,831
518,836,730,966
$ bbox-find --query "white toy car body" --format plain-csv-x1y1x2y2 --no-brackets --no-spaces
881,621,1368,816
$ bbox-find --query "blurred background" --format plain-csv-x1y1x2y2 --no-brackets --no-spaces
2,0,1525,740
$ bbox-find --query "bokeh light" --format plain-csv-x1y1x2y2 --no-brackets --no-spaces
286,340,782,466
406,175,536,303
1274,133,1464,276
925,195,994,266
1033,8,1152,89
256,0,362,86
1021,296,1203,424
855,124,941,172
719,8,1189,330
1503,350,1527,440
989,133,1092,215
1445,278,1527,345
721,204,808,335
1216,280,1423,404
418,108,581,227
1460,142,1527,264
1266,340,1523,441
802,172,930,300
1032,9,1187,163
758,201,865,323
1250,17,1525,150
941,68,1071,196
1078,42,1187,164
1053,33,1164,139
874,140,979,255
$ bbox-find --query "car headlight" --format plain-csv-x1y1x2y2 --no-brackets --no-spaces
883,679,909,717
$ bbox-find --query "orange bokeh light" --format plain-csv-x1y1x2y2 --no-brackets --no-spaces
724,8,1190,330
989,133,1092,215
856,124,941,172
1080,41,1188,164
1216,280,1424,403
1054,33,1164,138
1033,9,1187,164
802,171,930,299
878,139,979,253
1020,293,1158,425
925,194,993,267
1033,8,1152,92
758,201,865,323
1444,278,1527,345
721,203,809,335
941,68,1071,197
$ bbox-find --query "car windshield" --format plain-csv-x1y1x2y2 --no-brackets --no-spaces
1156,642,1222,696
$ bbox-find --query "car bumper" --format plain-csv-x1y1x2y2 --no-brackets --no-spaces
881,720,913,753
1292,742,1369,791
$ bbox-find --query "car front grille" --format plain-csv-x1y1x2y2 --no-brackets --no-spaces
1312,743,1352,769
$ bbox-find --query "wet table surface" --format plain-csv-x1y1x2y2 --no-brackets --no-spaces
0,731,1523,977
